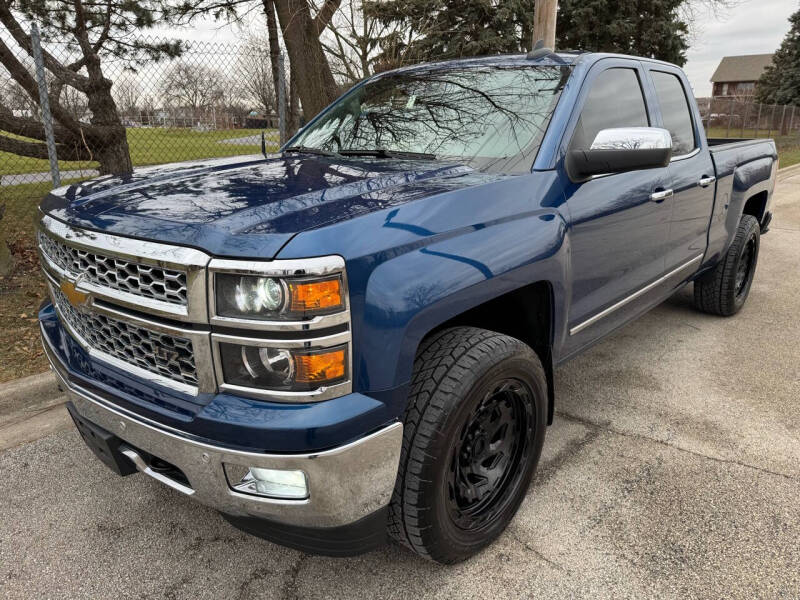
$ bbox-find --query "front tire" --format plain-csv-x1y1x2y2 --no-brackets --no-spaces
388,327,547,564
694,214,760,316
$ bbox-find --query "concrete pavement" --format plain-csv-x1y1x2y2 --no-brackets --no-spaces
1,172,799,599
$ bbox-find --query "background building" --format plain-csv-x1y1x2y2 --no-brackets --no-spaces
710,54,774,99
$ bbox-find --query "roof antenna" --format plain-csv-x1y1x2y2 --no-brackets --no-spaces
527,39,552,60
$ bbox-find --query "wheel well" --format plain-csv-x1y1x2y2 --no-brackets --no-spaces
423,281,556,425
743,191,768,223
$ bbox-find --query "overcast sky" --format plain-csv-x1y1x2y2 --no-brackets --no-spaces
152,0,797,97
683,0,796,96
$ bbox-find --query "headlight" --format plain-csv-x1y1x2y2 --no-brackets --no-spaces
218,342,348,392
234,277,284,313
215,274,343,320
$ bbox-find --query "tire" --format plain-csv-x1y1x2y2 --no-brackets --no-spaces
388,326,547,564
694,214,760,317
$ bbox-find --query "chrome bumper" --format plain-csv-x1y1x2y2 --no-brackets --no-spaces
43,327,403,529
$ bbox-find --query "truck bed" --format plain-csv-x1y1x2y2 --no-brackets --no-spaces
707,137,772,150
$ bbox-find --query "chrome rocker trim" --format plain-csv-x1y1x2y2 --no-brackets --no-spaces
42,327,403,528
570,254,703,336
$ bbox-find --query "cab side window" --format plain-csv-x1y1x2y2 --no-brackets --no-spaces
651,71,697,156
571,68,649,151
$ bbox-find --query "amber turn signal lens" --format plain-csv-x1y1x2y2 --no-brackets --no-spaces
287,278,343,313
294,348,346,384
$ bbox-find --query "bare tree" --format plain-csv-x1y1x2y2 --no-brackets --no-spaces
239,35,276,113
315,0,403,83
160,61,223,112
0,74,37,116
167,0,342,120
113,74,142,116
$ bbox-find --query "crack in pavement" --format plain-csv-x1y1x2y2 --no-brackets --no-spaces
535,425,602,487
556,411,798,483
280,553,308,600
234,566,272,600
506,529,571,573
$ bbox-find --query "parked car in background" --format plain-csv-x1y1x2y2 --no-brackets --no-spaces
38,50,776,564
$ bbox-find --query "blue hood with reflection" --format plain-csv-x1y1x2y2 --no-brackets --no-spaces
40,153,491,258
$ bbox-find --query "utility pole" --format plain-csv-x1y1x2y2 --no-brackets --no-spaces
533,0,558,50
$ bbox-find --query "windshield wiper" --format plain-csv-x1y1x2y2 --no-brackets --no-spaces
283,145,340,157
339,148,437,160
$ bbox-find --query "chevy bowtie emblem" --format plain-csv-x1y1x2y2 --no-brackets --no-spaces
60,278,91,309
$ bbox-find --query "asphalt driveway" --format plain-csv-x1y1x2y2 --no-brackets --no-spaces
1,170,799,599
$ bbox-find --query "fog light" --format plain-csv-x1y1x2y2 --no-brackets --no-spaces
227,464,308,499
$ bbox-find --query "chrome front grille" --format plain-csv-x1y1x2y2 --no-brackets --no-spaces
38,230,188,305
52,286,198,387
38,215,351,400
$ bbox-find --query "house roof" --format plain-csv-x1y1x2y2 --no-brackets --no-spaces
710,54,774,83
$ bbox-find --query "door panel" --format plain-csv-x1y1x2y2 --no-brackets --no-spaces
561,63,672,353
649,69,715,270
565,168,672,335
666,154,716,270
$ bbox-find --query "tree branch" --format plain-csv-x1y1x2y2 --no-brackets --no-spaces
313,0,342,35
0,38,84,135
0,1,90,92
0,106,75,142
0,132,81,161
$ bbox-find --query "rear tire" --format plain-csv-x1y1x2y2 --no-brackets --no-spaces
388,327,547,564
694,214,760,316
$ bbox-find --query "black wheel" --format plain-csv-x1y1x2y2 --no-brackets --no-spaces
388,327,547,564
694,214,760,316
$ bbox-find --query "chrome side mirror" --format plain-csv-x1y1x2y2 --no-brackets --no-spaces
567,127,673,181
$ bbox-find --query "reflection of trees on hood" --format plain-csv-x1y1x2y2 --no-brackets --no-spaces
299,64,570,173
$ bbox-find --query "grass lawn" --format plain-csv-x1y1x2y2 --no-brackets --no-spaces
0,181,65,383
0,127,276,178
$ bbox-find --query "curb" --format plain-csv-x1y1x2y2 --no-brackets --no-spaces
777,162,800,178
0,370,59,408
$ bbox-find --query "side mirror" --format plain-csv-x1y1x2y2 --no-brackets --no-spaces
567,127,672,181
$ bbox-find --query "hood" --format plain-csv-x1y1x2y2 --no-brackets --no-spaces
41,153,481,258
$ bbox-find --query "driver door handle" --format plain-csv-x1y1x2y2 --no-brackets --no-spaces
699,176,716,187
650,189,673,203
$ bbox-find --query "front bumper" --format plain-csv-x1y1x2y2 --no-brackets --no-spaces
42,322,403,530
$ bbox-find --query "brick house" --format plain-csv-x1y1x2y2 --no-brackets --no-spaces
710,54,774,99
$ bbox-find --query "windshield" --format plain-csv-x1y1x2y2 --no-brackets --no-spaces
289,64,571,174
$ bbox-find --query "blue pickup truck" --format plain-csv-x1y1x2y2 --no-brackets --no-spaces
38,50,777,563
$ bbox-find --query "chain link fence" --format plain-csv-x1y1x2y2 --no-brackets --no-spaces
697,96,800,139
0,31,286,189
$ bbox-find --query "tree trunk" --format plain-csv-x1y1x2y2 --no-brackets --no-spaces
71,2,133,176
273,0,341,119
262,0,282,118
288,68,300,136
92,127,132,175
0,207,12,278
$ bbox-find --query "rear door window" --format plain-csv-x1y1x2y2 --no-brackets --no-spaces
651,71,697,156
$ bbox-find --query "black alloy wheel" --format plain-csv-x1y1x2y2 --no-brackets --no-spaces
388,327,547,564
693,214,760,316
446,378,534,532
735,233,757,298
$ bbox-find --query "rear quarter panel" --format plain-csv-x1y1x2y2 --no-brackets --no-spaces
705,141,778,267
